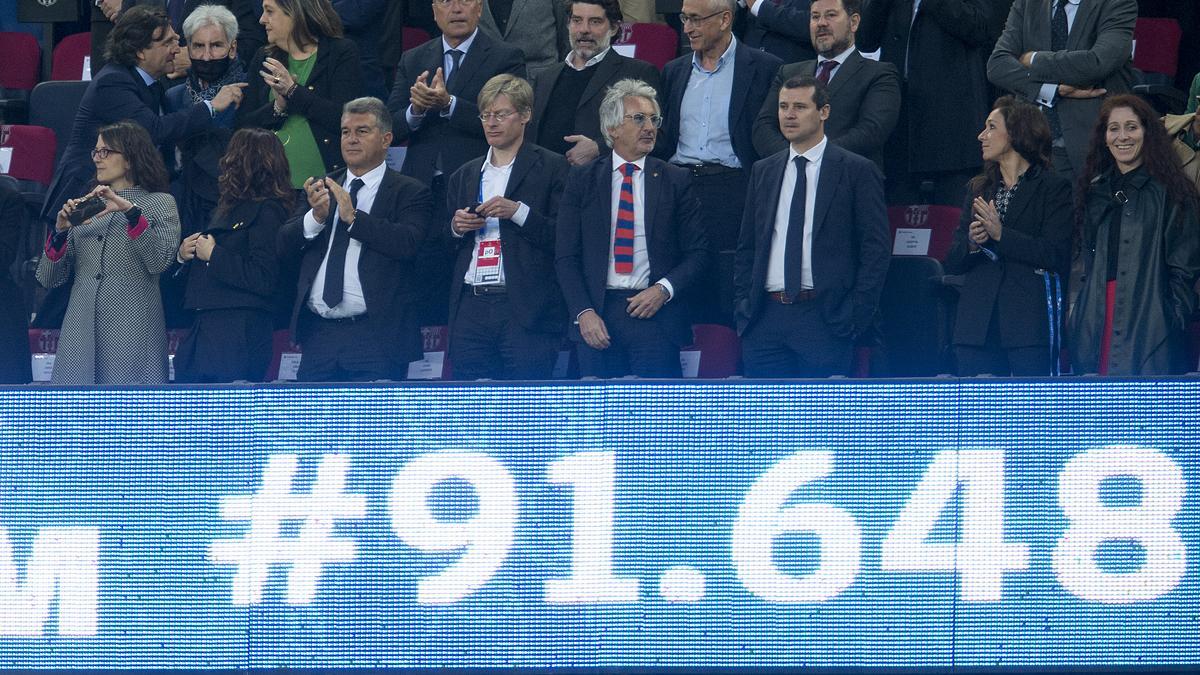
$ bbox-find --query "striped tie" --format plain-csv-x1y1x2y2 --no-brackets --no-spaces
614,162,637,274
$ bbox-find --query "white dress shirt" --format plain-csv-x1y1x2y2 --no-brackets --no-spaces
765,136,827,292
566,47,610,71
460,147,531,285
607,151,674,298
303,160,388,318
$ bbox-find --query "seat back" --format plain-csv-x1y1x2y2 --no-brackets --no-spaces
0,32,40,93
402,27,432,53
876,255,952,376
615,23,677,70
52,32,92,81
1133,18,1181,79
683,323,741,378
887,204,961,261
0,124,56,188
29,80,88,165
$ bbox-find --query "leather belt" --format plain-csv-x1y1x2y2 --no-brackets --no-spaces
468,284,507,296
678,162,740,177
315,311,369,323
767,289,817,304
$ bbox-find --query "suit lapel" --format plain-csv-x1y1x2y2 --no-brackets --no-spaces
502,0,529,37
450,33,491,96
506,145,538,197
594,155,614,254
1000,169,1037,231
826,50,862,99
729,45,753,130
1066,0,1094,51
306,37,332,87
643,158,661,241
811,145,841,237
760,153,786,244
579,50,621,110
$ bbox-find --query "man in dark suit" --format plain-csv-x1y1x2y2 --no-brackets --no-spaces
556,79,710,378
528,0,659,168
987,0,1137,182
279,97,434,381
446,75,569,380
735,76,889,377
91,0,262,72
751,0,900,169
656,0,780,325
44,5,245,226
736,0,814,64
857,0,1002,206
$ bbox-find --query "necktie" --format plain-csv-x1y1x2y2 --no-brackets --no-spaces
150,80,166,113
815,59,838,85
445,49,464,89
613,162,637,275
1046,0,1068,138
321,178,365,309
784,155,808,299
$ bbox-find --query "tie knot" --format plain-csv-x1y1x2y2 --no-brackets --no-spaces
793,155,808,171
350,178,365,191
620,162,638,177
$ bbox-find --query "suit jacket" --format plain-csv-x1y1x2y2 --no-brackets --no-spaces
529,49,660,154
736,0,816,64
944,165,1073,348
987,0,1137,173
858,0,1002,174
278,166,434,368
0,181,31,384
387,30,527,186
333,0,389,99
555,154,710,346
655,41,782,169
734,142,890,337
751,49,901,168
446,143,569,334
42,62,213,223
179,197,288,314
478,0,568,73
238,37,364,175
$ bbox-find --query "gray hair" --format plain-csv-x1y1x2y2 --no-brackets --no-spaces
342,97,393,133
703,0,737,16
182,4,238,43
598,79,660,146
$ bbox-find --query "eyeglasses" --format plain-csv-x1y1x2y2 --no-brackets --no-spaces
623,113,663,128
679,10,725,25
479,109,519,123
90,148,122,160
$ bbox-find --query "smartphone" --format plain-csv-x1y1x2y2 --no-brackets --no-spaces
466,203,481,215
68,196,106,226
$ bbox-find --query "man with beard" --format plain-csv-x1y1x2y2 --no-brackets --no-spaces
556,79,710,378
529,0,659,168
750,0,899,170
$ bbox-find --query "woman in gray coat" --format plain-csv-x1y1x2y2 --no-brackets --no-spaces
37,121,180,384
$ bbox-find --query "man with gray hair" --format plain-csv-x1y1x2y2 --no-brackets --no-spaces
279,97,434,381
556,79,710,378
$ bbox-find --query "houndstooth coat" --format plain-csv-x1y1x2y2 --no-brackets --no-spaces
36,189,180,384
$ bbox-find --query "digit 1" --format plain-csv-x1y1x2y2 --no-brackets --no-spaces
544,451,638,603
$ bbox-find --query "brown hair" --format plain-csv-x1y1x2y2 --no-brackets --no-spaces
216,128,295,218
96,121,170,193
267,0,343,54
566,0,623,30
968,96,1053,198
105,5,172,68
1078,94,1200,213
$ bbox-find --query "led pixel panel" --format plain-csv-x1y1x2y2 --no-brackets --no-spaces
0,380,1195,669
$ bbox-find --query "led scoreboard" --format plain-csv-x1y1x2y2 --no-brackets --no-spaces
0,379,1196,669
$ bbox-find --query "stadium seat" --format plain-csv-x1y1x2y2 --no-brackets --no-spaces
887,204,961,262
0,124,57,190
0,32,41,124
684,323,741,378
402,27,432,52
1131,18,1187,114
615,23,677,70
29,80,88,166
875,255,953,376
52,32,92,81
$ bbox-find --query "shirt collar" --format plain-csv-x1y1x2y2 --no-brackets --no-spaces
484,146,518,170
347,160,388,189
817,44,857,67
134,66,158,86
788,135,828,166
691,34,737,73
566,47,610,71
611,150,647,173
443,29,479,56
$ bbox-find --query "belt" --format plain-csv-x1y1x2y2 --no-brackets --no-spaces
467,284,507,296
766,289,817,304
678,162,740,177
314,311,369,323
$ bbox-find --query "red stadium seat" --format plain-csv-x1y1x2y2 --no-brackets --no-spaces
52,32,92,81
402,27,432,52
0,32,40,123
1131,18,1187,114
615,23,677,71
683,323,741,378
887,204,961,262
0,124,57,189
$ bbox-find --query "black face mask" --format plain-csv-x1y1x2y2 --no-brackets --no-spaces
191,55,232,83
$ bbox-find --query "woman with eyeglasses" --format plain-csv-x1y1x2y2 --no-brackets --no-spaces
173,128,294,383
1070,94,1200,376
237,0,364,188
36,121,181,384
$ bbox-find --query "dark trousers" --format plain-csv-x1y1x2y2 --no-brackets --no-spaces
296,310,401,382
682,165,747,327
576,289,683,378
449,288,562,380
954,303,1052,376
741,294,852,378
414,173,453,327
174,308,274,383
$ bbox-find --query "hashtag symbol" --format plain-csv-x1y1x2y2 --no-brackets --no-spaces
208,454,367,605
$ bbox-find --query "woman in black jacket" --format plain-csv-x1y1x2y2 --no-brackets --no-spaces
944,96,1074,376
1071,94,1200,376
174,128,294,382
236,0,363,187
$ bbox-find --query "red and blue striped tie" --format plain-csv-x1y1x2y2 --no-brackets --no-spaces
614,162,637,274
